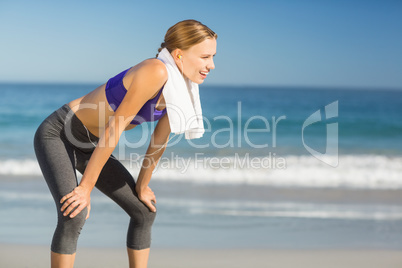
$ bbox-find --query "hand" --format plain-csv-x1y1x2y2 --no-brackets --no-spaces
60,185,91,219
136,186,157,212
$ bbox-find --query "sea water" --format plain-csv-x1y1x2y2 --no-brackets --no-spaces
0,83,401,249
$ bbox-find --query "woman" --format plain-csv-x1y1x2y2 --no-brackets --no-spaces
34,19,217,268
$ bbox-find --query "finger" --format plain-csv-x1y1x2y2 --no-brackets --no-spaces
70,203,86,218
85,205,91,220
147,200,156,213
63,200,78,216
60,192,74,204
60,195,77,212
63,202,76,216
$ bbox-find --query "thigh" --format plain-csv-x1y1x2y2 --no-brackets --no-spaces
93,157,152,214
34,123,79,205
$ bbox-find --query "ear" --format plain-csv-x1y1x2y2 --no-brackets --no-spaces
171,48,183,62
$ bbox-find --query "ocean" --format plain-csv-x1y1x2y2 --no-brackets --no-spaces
1,83,402,250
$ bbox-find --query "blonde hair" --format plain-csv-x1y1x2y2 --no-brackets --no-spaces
156,19,217,57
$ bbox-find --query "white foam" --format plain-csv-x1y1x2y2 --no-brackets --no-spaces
0,159,42,176
148,154,402,189
158,198,402,221
199,209,402,220
1,154,402,189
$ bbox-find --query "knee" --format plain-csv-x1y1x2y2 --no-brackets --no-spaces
143,207,157,226
52,207,87,254
141,205,157,227
57,206,87,232
129,203,157,227
126,205,156,250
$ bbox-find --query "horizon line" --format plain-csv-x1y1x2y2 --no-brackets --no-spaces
0,81,401,92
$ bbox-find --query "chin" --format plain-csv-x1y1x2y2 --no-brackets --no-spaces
188,77,204,85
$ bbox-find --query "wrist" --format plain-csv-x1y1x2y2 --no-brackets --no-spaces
78,182,94,194
135,184,144,194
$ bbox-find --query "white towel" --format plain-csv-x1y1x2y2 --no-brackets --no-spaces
157,48,205,140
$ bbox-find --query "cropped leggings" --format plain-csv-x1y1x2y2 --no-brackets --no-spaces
34,104,156,254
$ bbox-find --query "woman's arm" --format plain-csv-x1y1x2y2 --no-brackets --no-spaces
135,112,171,212
60,59,168,218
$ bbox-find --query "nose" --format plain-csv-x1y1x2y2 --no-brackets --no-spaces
208,58,215,70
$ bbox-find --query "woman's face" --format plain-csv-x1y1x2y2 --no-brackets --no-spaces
175,38,217,84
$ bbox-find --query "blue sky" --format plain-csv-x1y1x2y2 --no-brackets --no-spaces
1,0,401,89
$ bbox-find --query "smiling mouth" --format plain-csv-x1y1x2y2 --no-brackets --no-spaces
200,71,209,78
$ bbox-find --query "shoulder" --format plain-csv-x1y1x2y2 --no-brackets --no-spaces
124,58,167,96
137,58,168,82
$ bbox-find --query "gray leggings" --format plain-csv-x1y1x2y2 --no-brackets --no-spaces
33,104,156,254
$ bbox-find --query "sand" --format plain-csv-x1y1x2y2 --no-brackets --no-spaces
1,244,402,268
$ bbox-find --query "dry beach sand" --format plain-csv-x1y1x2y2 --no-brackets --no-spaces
1,244,402,268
